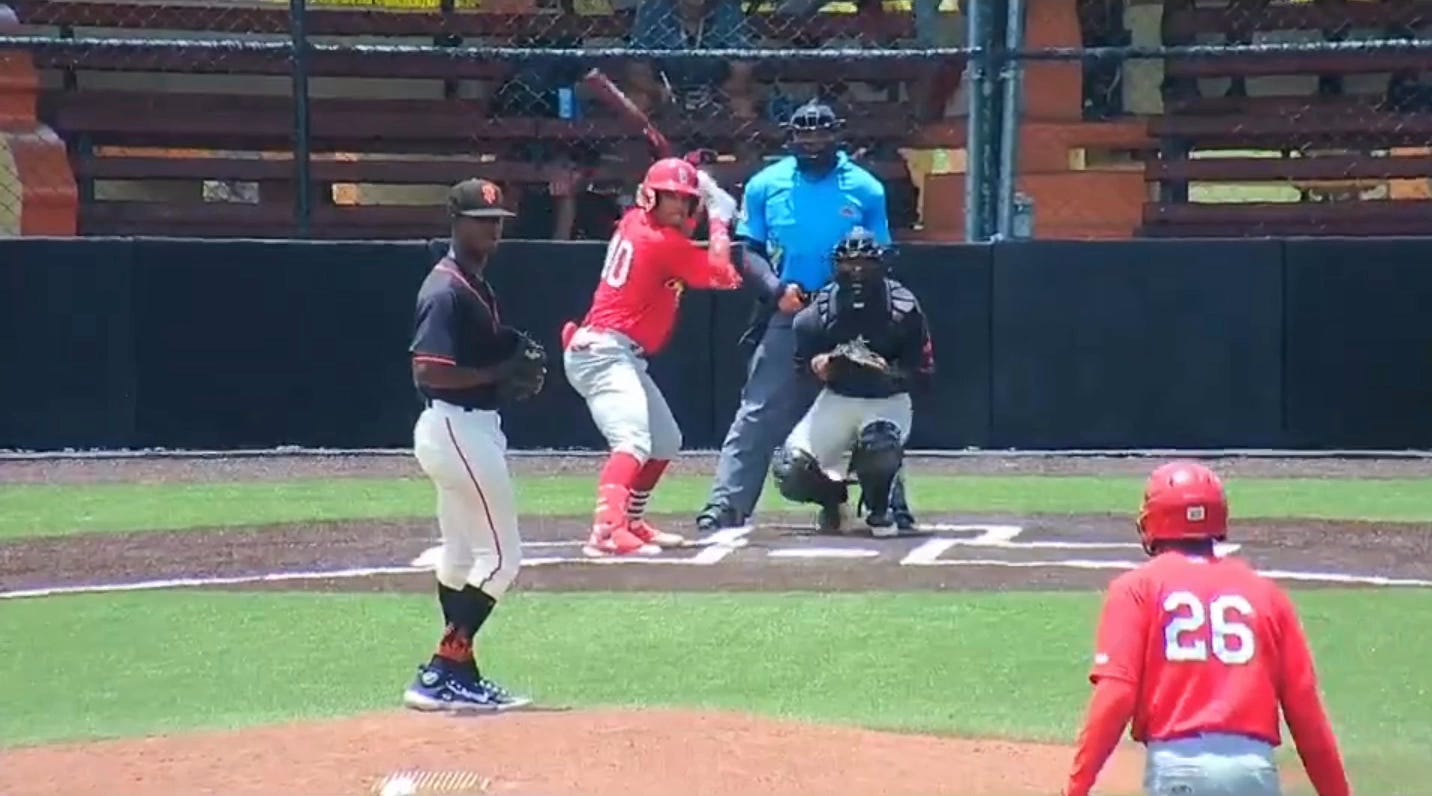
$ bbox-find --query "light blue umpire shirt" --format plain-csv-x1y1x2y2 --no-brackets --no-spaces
735,151,892,295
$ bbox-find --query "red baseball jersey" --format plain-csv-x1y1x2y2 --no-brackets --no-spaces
1091,552,1312,743
580,208,733,355
1068,550,1349,796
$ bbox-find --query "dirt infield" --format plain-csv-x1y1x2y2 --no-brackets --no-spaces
1,452,1422,796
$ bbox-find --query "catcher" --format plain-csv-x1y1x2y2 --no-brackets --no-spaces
404,178,546,712
772,227,935,536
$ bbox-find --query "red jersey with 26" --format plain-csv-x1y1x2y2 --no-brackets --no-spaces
580,208,734,355
1089,552,1349,795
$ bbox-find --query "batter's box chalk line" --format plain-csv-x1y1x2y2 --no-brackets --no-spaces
374,770,491,796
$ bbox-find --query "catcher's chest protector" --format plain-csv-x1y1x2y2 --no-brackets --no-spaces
816,282,911,360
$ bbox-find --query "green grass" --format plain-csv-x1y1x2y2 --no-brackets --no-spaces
5,475,1432,539
2,590,1428,793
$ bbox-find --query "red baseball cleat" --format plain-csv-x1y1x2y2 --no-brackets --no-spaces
628,518,685,549
583,523,660,557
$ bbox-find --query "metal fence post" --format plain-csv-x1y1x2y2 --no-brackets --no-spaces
994,0,1026,239
963,0,994,242
290,0,312,237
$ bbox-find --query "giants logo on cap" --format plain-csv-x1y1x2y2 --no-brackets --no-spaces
481,182,501,205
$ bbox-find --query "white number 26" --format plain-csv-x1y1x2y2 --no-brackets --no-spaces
1162,591,1256,665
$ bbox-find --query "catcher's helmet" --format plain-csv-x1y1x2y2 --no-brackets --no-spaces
833,227,889,263
1136,461,1229,551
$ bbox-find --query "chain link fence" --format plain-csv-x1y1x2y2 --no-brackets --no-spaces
993,0,1432,240
0,0,971,238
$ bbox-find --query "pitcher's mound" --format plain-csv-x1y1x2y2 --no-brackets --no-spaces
0,708,1142,796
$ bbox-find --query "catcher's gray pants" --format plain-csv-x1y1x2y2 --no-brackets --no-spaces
785,389,913,477
562,327,682,462
707,316,820,518
1144,734,1281,796
413,400,524,598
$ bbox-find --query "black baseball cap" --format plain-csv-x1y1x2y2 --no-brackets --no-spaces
448,178,516,219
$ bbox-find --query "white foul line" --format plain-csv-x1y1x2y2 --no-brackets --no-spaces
0,564,428,600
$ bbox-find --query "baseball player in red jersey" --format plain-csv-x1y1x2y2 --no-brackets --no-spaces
561,157,743,557
1064,461,1351,796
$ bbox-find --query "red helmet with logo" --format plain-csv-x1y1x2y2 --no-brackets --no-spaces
637,157,702,213
1137,461,1229,548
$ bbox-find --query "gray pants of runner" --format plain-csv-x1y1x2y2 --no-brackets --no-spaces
1145,734,1281,796
707,314,819,519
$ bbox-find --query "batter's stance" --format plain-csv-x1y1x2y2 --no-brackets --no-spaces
695,101,916,533
403,179,548,712
773,228,934,535
562,157,743,557
1064,462,1351,796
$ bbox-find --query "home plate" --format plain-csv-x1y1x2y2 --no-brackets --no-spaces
768,547,880,559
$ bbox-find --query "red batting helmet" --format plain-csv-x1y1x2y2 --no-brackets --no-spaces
1136,461,1229,550
637,157,702,211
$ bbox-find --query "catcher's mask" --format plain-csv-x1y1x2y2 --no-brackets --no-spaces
1135,461,1229,556
832,227,889,311
784,101,844,174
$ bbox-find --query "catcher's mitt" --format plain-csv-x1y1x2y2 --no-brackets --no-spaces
494,328,548,403
829,336,889,375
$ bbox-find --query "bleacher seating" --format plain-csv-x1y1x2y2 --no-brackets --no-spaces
4,0,965,239
1143,0,1432,237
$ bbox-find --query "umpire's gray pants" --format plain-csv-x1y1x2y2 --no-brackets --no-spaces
707,314,819,519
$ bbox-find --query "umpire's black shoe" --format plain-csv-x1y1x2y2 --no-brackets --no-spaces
893,509,917,532
695,502,743,533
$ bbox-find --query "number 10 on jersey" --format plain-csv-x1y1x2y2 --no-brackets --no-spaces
601,235,635,289
1163,591,1256,665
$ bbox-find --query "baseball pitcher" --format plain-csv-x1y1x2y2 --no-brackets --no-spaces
404,179,547,712
772,228,935,536
561,157,743,557
1064,462,1351,796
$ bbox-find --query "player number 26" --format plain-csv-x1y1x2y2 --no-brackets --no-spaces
1162,591,1256,665
601,235,636,289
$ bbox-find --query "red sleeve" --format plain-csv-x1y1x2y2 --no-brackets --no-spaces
1064,576,1145,796
1274,589,1351,796
1089,574,1148,685
1064,678,1137,796
664,221,741,290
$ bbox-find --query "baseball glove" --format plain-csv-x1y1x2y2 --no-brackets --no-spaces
494,328,548,403
829,336,890,375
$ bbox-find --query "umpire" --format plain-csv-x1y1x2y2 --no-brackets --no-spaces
696,101,916,533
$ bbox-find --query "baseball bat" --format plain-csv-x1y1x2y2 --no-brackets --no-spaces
581,67,674,160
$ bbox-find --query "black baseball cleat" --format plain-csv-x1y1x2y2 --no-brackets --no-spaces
695,502,743,533
865,509,897,538
816,501,848,533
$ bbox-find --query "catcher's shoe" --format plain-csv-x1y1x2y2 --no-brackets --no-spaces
583,524,661,557
816,501,849,533
630,518,685,548
893,509,918,532
865,510,898,539
695,502,744,533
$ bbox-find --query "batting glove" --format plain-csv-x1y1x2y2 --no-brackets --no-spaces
696,170,737,225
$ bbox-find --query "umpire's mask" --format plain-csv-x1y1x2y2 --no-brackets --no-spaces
784,101,844,174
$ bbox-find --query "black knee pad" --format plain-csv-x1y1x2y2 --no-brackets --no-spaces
852,420,904,513
773,446,847,506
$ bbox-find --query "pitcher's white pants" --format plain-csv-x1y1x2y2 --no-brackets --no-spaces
784,388,913,475
413,400,523,598
562,327,682,461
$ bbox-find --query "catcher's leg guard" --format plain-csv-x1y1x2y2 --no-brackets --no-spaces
772,446,848,507
851,420,903,517
890,469,917,531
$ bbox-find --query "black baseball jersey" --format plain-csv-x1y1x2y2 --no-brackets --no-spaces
409,254,510,410
791,277,935,399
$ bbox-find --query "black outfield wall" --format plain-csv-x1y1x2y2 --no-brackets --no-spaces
2,235,1428,451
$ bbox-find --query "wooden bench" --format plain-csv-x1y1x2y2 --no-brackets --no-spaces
12,0,957,238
